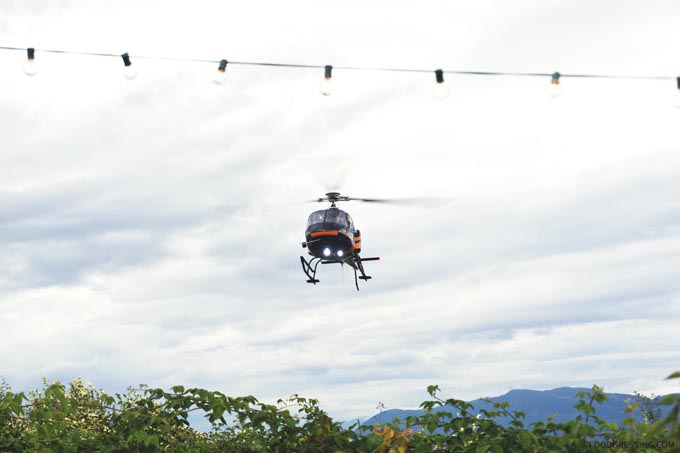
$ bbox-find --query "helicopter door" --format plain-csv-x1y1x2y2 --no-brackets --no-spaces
345,213,355,240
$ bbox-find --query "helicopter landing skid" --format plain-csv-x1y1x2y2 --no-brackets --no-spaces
353,254,379,290
301,254,379,290
300,256,321,284
350,262,366,291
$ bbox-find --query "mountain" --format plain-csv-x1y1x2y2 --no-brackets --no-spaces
360,387,670,428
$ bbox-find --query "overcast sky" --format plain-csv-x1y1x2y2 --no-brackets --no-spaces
1,0,680,422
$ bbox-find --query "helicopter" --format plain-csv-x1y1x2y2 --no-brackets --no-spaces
301,191,450,290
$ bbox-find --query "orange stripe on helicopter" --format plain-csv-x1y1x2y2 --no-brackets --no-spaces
310,230,339,237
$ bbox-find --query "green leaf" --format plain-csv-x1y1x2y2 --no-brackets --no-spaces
426,385,440,396
518,430,532,449
666,371,680,380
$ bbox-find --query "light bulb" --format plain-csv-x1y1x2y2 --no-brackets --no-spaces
319,78,334,96
547,72,561,98
23,48,37,76
23,60,38,76
213,59,228,85
319,65,334,96
121,53,137,80
432,69,449,100
433,84,449,100
122,66,138,80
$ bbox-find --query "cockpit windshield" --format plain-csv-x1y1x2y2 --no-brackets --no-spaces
307,209,349,227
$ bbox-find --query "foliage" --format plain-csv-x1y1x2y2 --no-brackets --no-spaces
634,390,664,425
0,373,678,452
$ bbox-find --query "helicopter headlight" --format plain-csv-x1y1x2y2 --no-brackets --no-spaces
337,250,344,257
323,248,331,257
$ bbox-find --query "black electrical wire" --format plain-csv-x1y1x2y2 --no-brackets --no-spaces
0,45,675,80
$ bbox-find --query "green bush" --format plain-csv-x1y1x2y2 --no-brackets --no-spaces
1,372,678,452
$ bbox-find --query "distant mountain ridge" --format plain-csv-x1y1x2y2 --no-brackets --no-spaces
358,387,670,428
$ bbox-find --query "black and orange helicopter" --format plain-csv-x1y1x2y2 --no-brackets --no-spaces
301,191,449,290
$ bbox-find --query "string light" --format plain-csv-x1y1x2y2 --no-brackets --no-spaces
547,72,561,98
120,53,137,80
433,69,448,100
319,65,333,96
23,48,37,76
1,45,677,102
213,59,228,85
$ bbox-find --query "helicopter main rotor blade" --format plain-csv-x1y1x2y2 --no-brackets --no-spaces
346,197,455,208
306,193,454,208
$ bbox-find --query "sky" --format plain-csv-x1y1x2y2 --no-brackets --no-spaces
1,0,680,422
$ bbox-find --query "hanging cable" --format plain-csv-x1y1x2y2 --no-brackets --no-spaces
1,45,674,80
